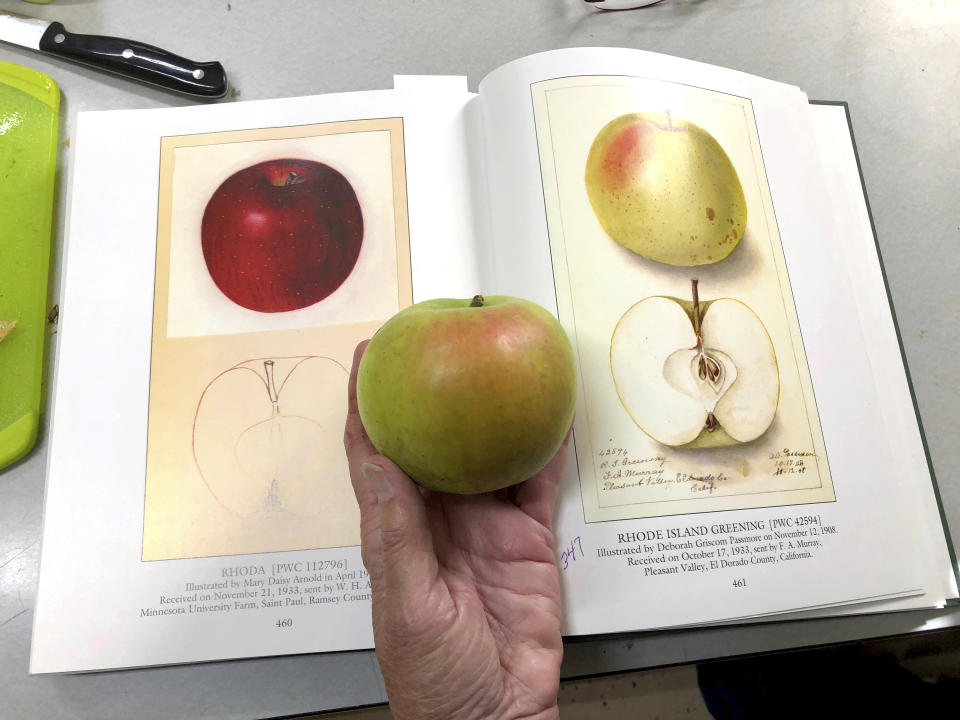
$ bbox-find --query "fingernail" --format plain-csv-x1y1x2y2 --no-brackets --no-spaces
362,461,393,503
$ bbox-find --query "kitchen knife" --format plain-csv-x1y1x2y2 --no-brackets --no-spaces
0,10,227,98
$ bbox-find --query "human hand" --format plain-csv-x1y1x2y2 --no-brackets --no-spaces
343,340,571,720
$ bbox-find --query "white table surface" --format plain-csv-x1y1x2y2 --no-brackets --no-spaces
2,1,958,717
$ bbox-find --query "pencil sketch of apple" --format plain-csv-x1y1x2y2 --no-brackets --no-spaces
585,112,747,266
610,280,778,448
201,158,363,313
192,355,352,517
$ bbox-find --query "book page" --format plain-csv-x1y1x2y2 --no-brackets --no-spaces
143,118,410,562
699,104,960,621
31,81,478,674
531,75,833,521
807,103,958,606
476,48,938,636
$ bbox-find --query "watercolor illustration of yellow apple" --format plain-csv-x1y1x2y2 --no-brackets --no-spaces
192,355,352,517
610,280,778,448
585,112,747,266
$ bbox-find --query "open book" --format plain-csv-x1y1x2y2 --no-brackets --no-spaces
30,47,958,674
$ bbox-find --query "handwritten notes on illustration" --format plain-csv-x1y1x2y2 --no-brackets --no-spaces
597,439,820,498
599,445,667,491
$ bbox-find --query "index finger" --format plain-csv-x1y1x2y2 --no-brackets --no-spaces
513,426,573,530
344,339,375,460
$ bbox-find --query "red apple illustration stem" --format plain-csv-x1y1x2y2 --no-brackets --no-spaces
470,294,485,307
264,360,280,417
262,359,282,508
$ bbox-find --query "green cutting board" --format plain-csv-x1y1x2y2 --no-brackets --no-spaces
0,61,59,471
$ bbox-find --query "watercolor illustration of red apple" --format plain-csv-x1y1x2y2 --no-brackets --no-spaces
192,355,353,517
201,158,363,313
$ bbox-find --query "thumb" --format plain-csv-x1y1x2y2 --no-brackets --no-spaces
362,458,439,596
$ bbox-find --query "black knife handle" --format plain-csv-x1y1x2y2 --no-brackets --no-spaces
38,21,227,98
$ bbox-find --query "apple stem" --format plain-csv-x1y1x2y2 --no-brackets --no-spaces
284,171,301,186
264,360,280,414
689,279,724,390
691,278,703,350
470,294,485,307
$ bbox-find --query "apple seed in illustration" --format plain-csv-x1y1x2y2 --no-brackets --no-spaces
610,279,779,448
201,158,363,313
585,112,747,266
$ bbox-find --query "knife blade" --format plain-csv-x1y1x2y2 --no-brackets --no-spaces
0,10,227,98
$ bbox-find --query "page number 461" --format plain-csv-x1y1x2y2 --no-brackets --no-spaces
732,578,747,588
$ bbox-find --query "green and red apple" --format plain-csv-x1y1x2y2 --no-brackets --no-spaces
357,295,577,494
585,112,747,266
610,280,778,448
